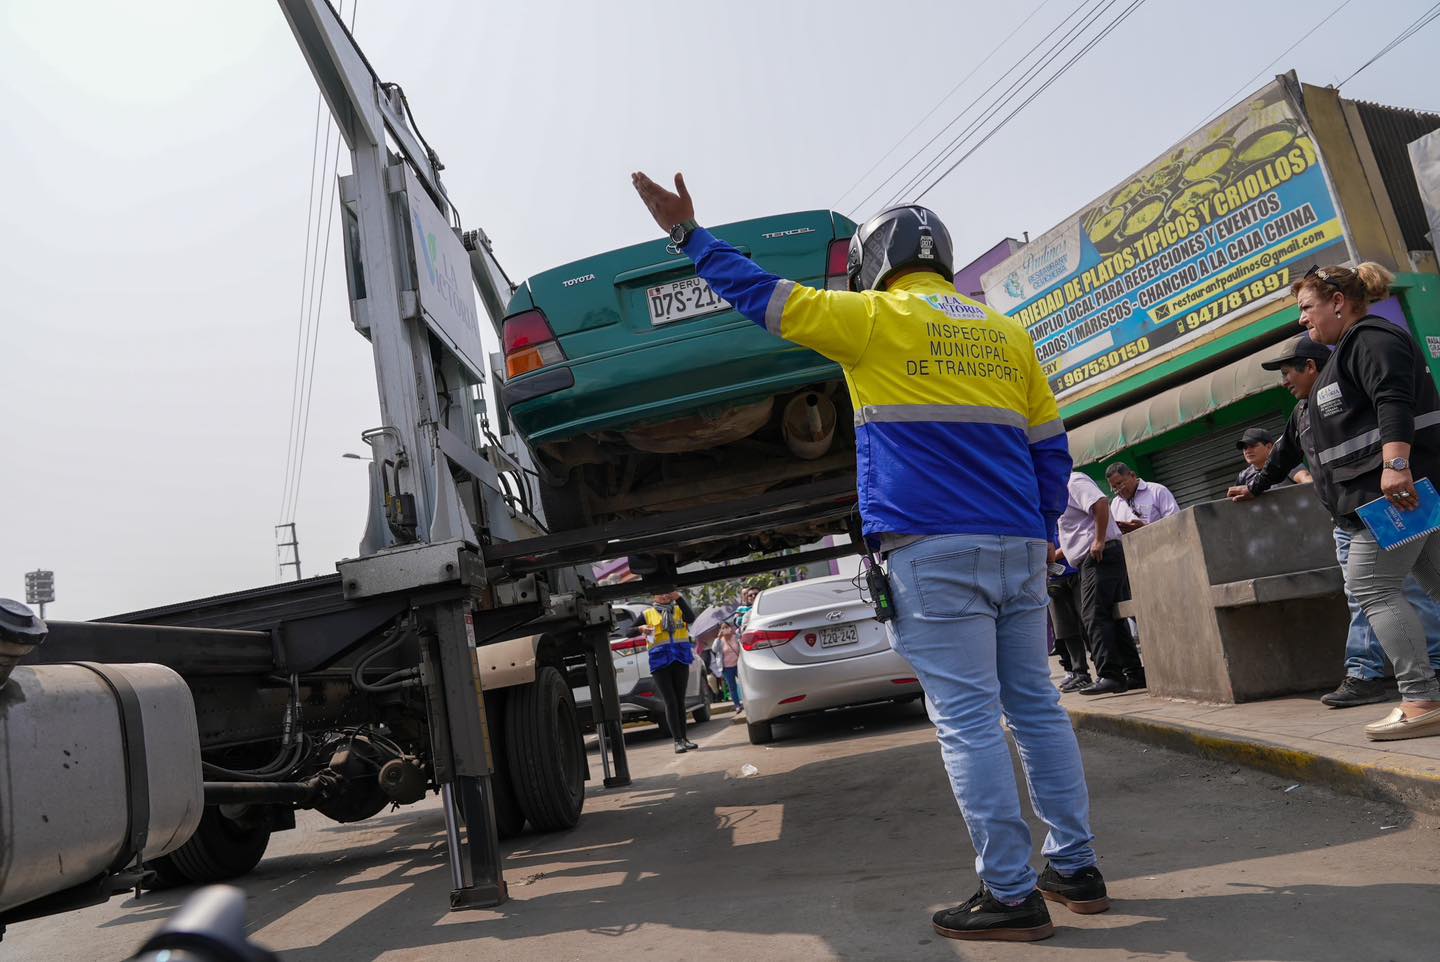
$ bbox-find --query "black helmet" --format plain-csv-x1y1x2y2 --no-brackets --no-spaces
846,205,954,292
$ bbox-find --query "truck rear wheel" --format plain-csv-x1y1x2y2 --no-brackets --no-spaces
483,689,527,839
504,666,585,832
160,805,272,883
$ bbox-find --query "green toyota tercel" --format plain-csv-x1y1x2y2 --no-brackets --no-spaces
499,210,857,561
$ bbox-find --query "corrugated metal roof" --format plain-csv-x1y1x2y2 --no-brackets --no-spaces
1351,99,1440,253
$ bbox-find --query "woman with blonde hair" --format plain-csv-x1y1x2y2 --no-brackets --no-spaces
1234,262,1440,740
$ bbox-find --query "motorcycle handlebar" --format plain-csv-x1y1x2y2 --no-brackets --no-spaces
128,886,278,962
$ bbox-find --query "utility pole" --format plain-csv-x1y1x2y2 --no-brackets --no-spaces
275,523,303,581
24,569,54,619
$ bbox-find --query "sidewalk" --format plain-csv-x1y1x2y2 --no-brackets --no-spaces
1054,671,1440,814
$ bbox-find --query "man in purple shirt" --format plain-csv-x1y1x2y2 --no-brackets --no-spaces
1105,463,1179,534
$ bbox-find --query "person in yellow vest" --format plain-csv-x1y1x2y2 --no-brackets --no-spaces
632,173,1105,942
641,590,699,753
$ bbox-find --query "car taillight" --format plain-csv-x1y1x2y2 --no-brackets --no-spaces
740,629,797,651
610,637,647,655
891,677,919,685
502,308,566,378
778,694,807,705
826,239,851,291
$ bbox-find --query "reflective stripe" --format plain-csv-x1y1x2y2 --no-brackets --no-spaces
1316,410,1440,465
765,278,795,336
1317,429,1380,465
854,403,1029,431
1028,418,1066,443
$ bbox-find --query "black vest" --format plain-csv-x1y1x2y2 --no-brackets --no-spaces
1307,317,1440,521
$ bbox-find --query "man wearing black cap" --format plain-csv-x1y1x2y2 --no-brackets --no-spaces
1230,335,1440,707
1235,425,1313,488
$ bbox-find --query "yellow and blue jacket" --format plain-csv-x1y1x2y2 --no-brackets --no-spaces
682,227,1071,545
643,602,694,672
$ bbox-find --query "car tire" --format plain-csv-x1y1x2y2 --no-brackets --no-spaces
504,666,586,833
746,719,774,745
692,698,711,724
162,806,272,883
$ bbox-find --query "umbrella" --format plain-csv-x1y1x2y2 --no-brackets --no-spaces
689,604,737,646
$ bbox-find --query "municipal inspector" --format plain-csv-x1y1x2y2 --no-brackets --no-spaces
632,173,1109,943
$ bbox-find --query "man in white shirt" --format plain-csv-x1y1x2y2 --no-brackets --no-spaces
1104,463,1180,534
1054,472,1144,695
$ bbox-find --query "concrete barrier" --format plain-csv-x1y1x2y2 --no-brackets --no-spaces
1122,484,1348,703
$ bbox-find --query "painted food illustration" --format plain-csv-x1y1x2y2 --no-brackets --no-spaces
1086,205,1127,245
1120,195,1166,238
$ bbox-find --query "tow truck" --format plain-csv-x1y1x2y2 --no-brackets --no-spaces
0,0,858,930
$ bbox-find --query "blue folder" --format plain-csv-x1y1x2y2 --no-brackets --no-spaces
1356,477,1440,550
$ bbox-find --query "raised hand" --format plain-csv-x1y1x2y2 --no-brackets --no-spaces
631,171,695,232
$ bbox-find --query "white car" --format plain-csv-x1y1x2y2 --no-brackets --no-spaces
573,603,708,735
738,574,922,744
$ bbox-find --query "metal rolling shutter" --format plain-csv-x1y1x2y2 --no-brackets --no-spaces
1147,411,1289,508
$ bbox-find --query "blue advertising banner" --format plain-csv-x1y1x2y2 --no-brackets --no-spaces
982,80,1350,400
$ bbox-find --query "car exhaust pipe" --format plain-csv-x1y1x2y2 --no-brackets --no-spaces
782,392,836,460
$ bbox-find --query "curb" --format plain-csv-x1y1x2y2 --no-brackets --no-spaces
1065,705,1440,816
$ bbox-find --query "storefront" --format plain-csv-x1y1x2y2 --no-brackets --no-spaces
980,72,1440,503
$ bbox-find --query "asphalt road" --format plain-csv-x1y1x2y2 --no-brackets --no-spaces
7,701,1438,961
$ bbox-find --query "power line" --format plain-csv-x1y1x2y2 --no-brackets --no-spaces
1183,0,1354,140
849,0,1099,217
1336,1,1440,88
282,114,337,522
887,0,1123,209
279,74,327,521
831,0,1057,211
914,0,1148,203
280,0,357,525
287,140,346,525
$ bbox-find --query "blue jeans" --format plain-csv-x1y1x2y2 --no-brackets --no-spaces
722,666,742,708
886,534,1097,901
1333,526,1440,680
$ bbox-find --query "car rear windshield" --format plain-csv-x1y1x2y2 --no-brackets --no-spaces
753,579,860,615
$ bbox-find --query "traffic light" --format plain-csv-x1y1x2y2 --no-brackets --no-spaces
24,569,54,606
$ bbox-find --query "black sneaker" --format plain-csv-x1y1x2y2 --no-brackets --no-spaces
681,738,699,750
1057,672,1090,693
673,741,687,754
1038,862,1111,914
1079,677,1127,696
1125,671,1147,690
931,887,1054,942
1320,676,1393,708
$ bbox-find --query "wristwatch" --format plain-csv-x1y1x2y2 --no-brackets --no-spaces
1384,457,1410,471
668,219,699,248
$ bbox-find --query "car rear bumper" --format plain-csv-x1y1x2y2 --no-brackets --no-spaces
508,331,839,445
739,647,921,725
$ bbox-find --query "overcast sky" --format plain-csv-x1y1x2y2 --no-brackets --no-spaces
2,0,1435,619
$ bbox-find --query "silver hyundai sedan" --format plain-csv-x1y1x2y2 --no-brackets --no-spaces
738,574,922,744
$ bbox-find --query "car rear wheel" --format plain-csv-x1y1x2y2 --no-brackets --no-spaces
746,719,774,745
692,698,711,724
